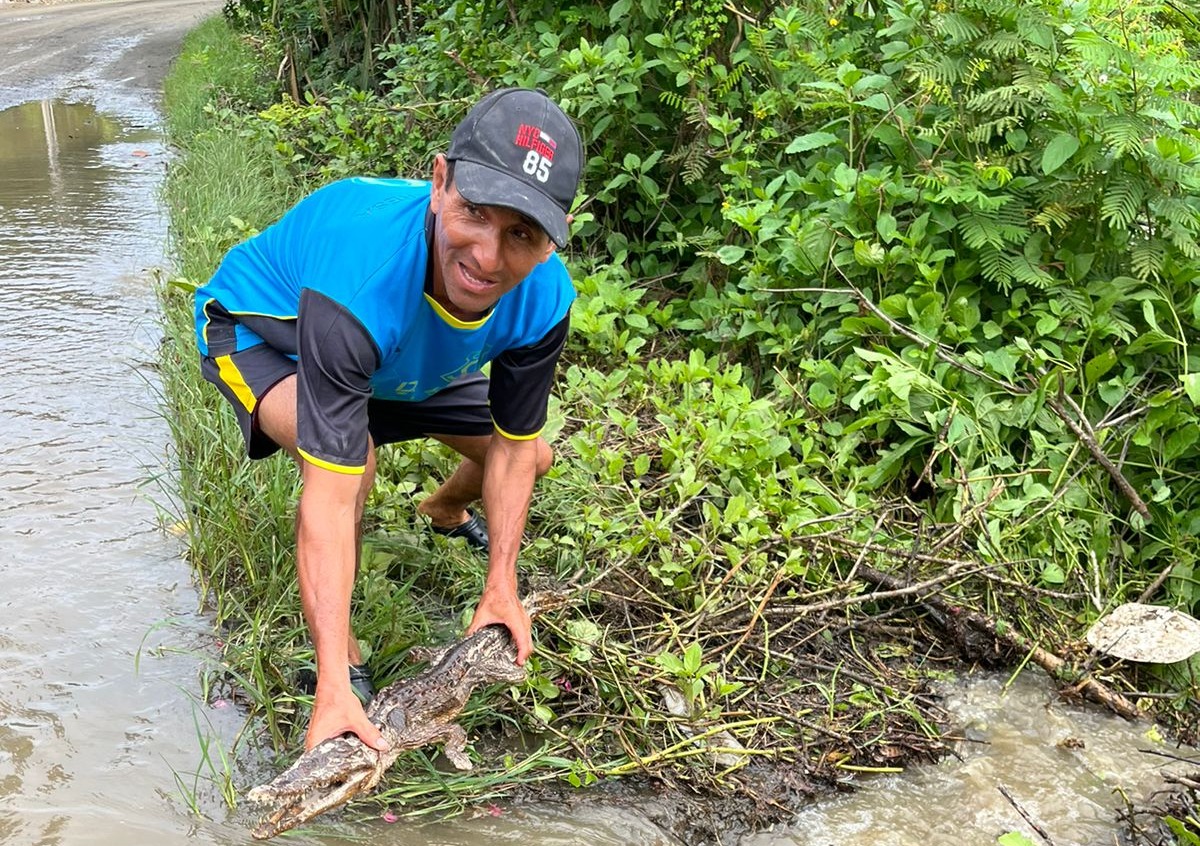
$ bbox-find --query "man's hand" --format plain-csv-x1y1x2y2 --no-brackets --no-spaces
466,583,532,664
306,683,391,752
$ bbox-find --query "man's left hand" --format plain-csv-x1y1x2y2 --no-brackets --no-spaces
467,584,532,663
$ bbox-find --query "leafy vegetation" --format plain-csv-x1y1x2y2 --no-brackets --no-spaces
157,1,1200,841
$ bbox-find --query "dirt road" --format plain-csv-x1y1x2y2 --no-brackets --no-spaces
0,0,221,111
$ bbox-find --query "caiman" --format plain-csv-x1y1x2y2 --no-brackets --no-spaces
247,623,526,839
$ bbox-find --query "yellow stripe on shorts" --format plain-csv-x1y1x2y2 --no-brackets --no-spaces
298,449,366,476
215,354,257,412
493,421,542,441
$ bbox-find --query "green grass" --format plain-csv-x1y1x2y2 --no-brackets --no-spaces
162,15,277,144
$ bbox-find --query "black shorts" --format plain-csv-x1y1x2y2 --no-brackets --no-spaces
199,343,493,460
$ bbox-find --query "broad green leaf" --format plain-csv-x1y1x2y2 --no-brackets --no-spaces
1035,315,1060,335
1164,816,1200,845
1084,349,1118,384
655,652,684,673
982,348,1020,380
998,833,1037,846
533,703,556,723
836,62,862,86
886,369,917,402
876,213,899,243
715,245,747,265
858,92,892,111
1098,378,1128,406
1143,299,1162,333
786,132,839,154
853,240,887,267
808,381,836,411
879,293,909,318
851,73,893,93
1042,133,1080,174
855,347,894,364
1041,562,1066,585
1183,373,1200,405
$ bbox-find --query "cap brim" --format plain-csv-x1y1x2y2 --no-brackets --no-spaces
452,160,570,248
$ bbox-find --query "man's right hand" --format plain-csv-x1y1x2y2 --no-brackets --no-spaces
305,683,390,752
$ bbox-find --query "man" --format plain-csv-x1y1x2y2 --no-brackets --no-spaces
193,88,582,752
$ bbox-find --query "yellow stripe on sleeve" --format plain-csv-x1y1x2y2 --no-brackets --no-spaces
215,354,258,412
298,449,366,476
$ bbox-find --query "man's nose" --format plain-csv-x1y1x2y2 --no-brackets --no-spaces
474,226,504,275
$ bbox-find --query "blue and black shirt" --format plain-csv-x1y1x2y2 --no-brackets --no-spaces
195,177,574,473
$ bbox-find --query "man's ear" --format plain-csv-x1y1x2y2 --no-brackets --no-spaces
430,154,448,212
542,213,573,260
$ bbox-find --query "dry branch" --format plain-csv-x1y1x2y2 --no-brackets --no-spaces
850,560,1143,719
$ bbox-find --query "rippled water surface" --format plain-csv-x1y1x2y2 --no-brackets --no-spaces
0,97,227,845
746,670,1193,846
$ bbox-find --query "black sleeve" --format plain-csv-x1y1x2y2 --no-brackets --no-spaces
295,288,381,472
488,312,570,439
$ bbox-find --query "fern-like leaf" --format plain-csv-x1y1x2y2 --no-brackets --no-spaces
1100,173,1145,229
1129,239,1165,280
1101,115,1148,159
1008,255,1055,289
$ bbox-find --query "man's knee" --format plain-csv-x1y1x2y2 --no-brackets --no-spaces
255,374,300,453
356,441,377,520
535,438,554,478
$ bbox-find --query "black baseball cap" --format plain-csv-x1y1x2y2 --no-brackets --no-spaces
447,88,583,248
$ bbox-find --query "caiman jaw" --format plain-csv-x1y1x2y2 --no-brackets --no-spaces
249,761,383,840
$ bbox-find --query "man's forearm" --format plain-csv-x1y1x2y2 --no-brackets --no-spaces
480,436,539,589
295,467,360,685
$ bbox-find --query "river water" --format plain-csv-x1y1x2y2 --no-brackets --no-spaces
0,87,234,846
0,5,1194,846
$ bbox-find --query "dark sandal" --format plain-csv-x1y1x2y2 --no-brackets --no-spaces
348,664,375,704
429,508,490,553
297,664,376,705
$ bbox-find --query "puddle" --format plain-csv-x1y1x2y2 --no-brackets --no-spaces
0,97,220,845
744,670,1193,846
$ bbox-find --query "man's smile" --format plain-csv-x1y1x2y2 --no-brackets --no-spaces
458,262,499,294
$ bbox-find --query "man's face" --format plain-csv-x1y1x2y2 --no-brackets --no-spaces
428,155,556,321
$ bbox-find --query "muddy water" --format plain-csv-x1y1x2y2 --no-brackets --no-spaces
0,95,233,844
748,670,1192,846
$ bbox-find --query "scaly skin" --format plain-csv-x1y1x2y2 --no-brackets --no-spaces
247,625,526,839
